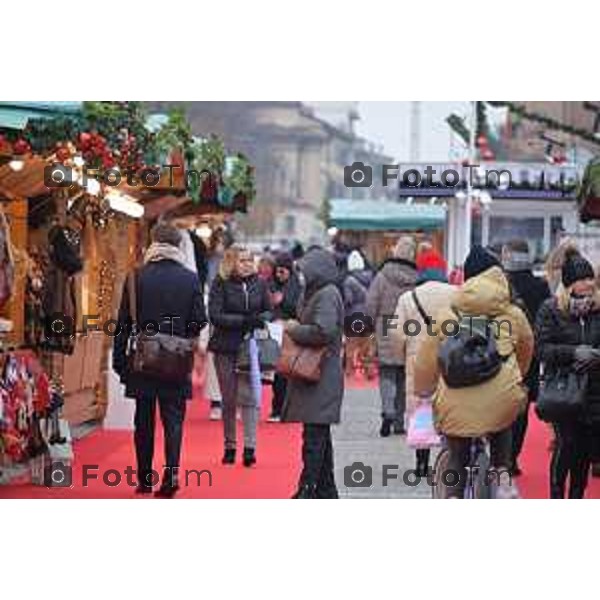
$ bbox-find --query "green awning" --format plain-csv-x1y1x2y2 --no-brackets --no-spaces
329,198,446,231
0,101,82,130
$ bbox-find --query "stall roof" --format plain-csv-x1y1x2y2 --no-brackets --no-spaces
0,101,82,129
329,198,446,231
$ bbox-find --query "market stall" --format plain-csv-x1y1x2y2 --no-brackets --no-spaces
0,101,255,480
327,198,446,266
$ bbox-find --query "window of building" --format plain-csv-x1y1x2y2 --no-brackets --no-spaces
488,216,545,262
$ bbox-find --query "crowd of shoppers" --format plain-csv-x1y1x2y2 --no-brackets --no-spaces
112,220,600,499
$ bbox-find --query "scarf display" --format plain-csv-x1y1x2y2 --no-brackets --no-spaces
143,243,187,267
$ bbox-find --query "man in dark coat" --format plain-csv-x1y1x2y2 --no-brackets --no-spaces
282,248,344,498
502,239,550,475
113,223,207,497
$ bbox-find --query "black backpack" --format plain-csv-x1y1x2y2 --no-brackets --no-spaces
438,308,508,388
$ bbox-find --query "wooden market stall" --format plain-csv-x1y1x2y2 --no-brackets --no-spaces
328,198,446,267
0,102,255,468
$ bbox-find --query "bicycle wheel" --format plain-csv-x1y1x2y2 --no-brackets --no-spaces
472,448,497,499
431,448,450,499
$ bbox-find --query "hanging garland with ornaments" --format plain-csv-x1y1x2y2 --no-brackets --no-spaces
0,102,256,212
445,102,500,161
486,101,600,148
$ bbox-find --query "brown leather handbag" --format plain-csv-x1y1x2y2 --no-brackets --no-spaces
276,330,328,383
126,272,196,383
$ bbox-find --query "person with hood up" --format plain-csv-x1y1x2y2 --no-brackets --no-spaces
282,248,344,499
343,249,375,378
536,248,600,498
392,246,453,475
366,236,417,436
414,245,534,499
501,239,550,476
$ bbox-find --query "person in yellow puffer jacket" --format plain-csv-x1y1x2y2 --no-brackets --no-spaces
413,245,534,499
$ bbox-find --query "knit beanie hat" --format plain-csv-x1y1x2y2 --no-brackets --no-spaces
416,248,448,284
275,252,294,272
347,250,365,272
562,249,595,288
463,244,501,281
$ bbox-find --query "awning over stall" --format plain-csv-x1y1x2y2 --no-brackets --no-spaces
329,198,446,231
0,101,82,129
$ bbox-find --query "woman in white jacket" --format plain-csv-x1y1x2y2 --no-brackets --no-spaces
392,247,454,475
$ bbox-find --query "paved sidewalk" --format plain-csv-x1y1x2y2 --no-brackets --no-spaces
333,386,436,499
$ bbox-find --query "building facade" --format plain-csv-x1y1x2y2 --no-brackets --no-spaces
148,101,393,245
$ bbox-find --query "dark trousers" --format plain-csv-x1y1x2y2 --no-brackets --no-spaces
299,423,338,498
134,394,187,485
512,391,536,468
550,421,593,499
445,428,512,499
379,364,406,422
271,373,287,418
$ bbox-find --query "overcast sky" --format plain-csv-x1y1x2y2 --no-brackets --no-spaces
357,101,471,162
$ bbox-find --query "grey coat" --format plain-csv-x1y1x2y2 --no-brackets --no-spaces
282,249,344,425
366,258,417,365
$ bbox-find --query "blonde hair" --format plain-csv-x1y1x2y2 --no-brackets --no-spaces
544,239,579,289
219,244,251,279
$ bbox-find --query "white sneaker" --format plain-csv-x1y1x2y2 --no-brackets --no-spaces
209,405,222,421
267,415,282,423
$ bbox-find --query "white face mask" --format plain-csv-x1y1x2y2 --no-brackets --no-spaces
569,294,593,317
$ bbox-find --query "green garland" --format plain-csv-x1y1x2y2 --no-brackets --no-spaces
487,101,600,148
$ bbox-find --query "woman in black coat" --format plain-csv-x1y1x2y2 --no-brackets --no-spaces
536,250,600,499
282,248,345,499
208,245,272,467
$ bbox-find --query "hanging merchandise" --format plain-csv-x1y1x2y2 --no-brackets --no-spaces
24,250,46,349
0,205,15,312
48,225,83,276
0,352,55,467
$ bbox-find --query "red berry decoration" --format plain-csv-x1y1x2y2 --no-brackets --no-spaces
13,139,30,155
476,135,488,148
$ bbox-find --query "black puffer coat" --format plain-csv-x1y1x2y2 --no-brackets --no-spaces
506,269,550,397
208,273,272,355
536,295,600,424
282,248,345,424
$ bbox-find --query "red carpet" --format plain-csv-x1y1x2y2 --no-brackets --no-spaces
515,405,600,499
0,382,302,499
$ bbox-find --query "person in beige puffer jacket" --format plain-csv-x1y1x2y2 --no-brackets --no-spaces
413,245,533,498
392,247,454,476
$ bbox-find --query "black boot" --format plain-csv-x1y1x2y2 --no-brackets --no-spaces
154,468,180,499
393,419,406,435
222,448,236,465
243,447,256,467
135,471,154,495
415,449,430,478
380,418,393,437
